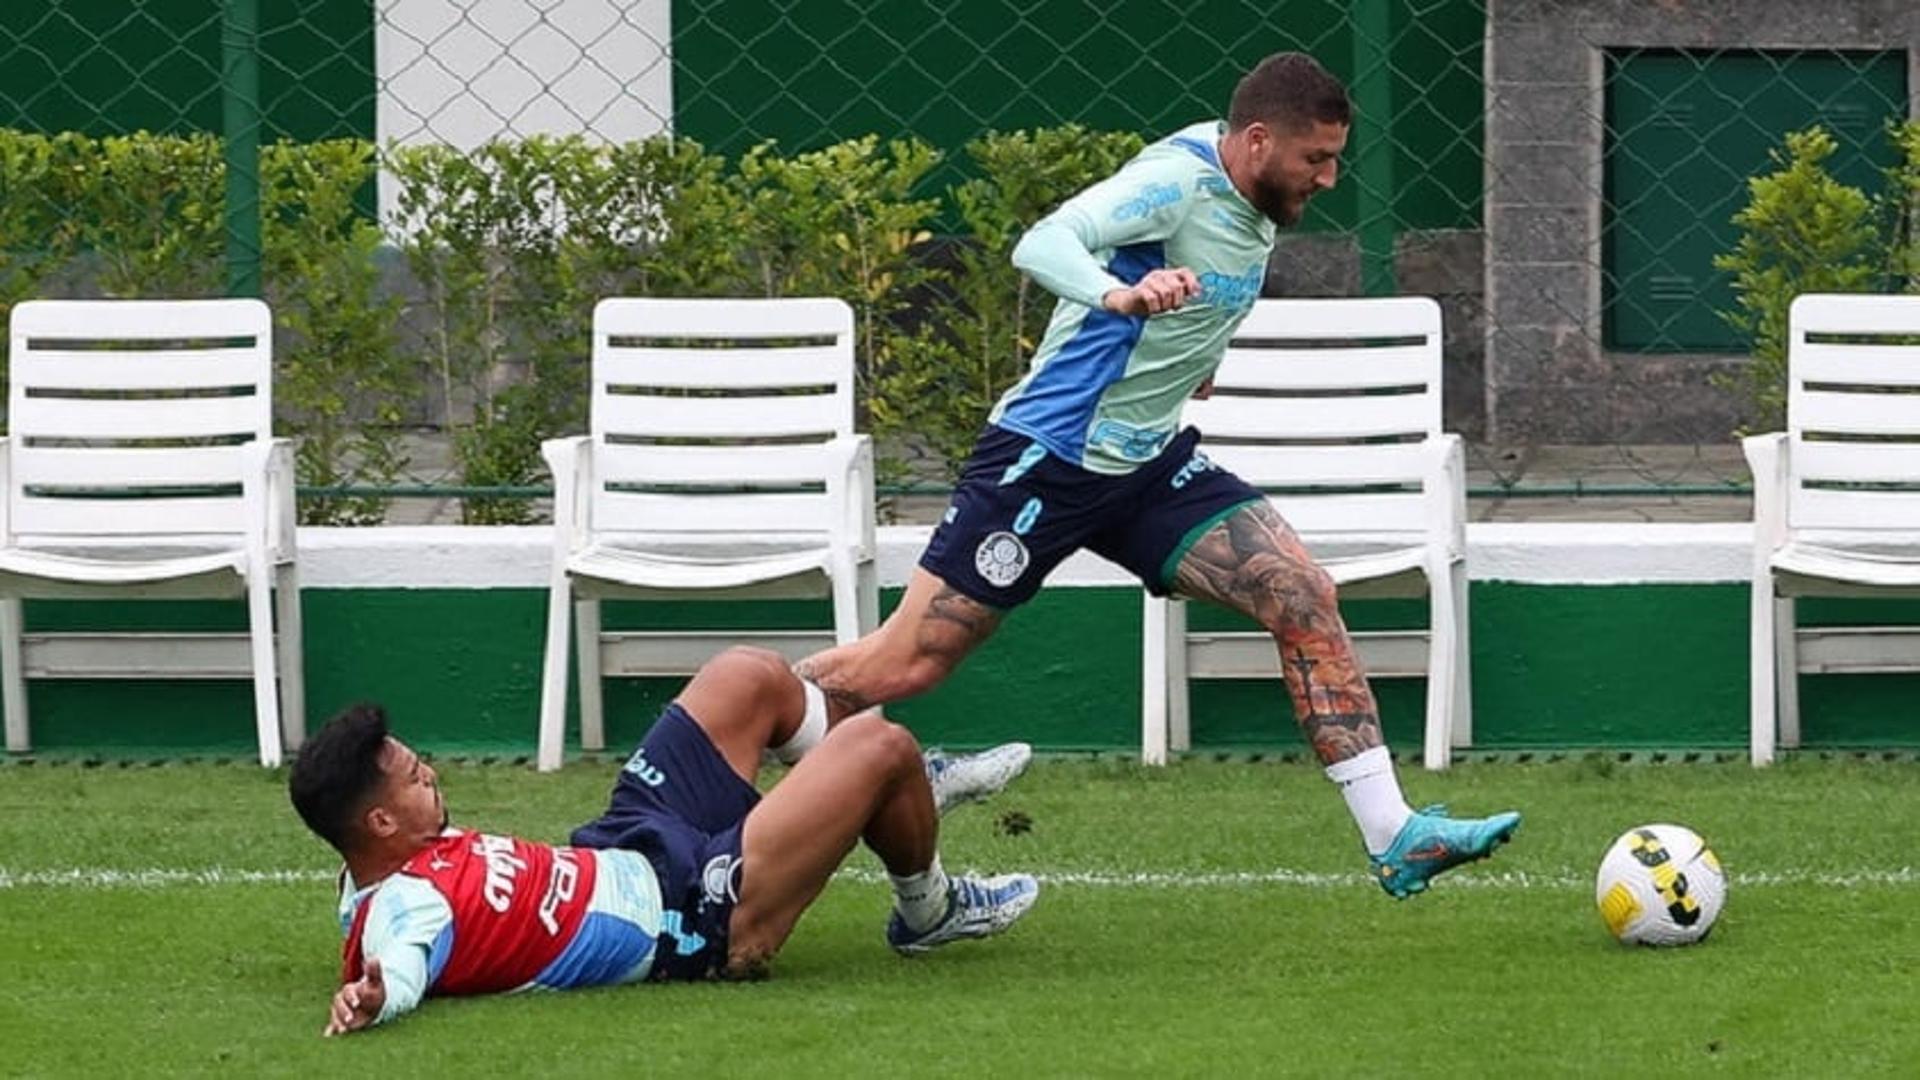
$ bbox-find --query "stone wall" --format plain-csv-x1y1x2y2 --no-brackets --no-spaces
1265,230,1488,440
1485,0,1920,443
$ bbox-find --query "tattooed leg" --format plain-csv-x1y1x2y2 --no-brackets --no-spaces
1172,501,1383,765
791,567,1003,723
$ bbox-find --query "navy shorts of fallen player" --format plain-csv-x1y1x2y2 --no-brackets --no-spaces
570,703,759,980
920,424,1265,609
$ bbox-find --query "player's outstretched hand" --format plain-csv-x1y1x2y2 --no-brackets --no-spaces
1103,268,1201,316
323,956,387,1037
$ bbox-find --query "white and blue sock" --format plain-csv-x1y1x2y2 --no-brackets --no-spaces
889,854,951,932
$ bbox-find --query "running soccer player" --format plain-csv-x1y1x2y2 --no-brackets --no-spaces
794,51,1519,898
290,647,1038,1035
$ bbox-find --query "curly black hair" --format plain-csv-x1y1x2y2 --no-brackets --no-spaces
287,703,391,855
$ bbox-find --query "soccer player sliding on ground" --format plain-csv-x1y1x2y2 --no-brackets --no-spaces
795,51,1520,897
289,647,1037,1035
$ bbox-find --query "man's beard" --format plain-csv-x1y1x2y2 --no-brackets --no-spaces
1252,178,1306,227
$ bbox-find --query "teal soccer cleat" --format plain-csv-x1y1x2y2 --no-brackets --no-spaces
1370,805,1522,899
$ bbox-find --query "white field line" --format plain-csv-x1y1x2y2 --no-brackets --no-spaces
3,865,1919,892
0,868,335,889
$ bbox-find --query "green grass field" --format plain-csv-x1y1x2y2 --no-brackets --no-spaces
4,754,1919,1077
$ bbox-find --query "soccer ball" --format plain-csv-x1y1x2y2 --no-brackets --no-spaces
1594,823,1726,946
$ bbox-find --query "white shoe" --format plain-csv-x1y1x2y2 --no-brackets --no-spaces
925,742,1032,815
886,873,1040,955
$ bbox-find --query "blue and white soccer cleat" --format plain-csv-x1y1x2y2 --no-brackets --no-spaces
886,873,1040,955
925,742,1032,815
1370,805,1522,899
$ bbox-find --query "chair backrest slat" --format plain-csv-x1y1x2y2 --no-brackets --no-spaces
1789,345,1920,387
595,345,847,390
14,395,266,441
1786,295,1920,530
13,445,246,489
591,491,836,534
1190,394,1435,441
1793,388,1920,437
1203,443,1432,487
13,494,250,534
1211,345,1436,391
8,299,271,539
1193,297,1444,537
591,392,842,440
588,298,854,536
594,442,839,487
13,349,267,391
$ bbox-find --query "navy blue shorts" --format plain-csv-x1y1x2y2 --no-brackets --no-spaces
920,424,1265,608
569,703,759,981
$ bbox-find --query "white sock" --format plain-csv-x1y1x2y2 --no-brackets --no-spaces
1324,746,1413,855
889,854,951,933
770,680,829,764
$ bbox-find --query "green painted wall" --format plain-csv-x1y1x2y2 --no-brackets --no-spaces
10,583,1919,759
1602,48,1909,352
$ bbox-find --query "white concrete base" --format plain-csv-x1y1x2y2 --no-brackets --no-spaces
296,523,1756,589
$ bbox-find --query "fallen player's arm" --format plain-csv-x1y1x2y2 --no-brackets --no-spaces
325,955,386,1036
325,878,444,1035
324,941,428,1036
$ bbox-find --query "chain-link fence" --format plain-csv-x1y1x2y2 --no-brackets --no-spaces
0,1,1915,522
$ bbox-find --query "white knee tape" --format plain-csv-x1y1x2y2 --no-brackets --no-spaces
772,679,829,764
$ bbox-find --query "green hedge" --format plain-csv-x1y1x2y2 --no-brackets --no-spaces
0,126,1147,520
1716,121,1920,431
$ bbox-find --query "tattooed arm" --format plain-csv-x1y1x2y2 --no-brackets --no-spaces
1171,501,1384,764
788,655,879,719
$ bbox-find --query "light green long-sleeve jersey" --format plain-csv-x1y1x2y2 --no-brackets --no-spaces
993,120,1275,474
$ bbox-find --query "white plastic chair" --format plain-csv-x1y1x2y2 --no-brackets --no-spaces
1141,296,1469,771
537,297,878,771
0,299,301,766
1745,293,1920,766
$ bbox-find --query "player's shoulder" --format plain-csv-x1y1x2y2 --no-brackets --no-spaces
1102,121,1230,213
1130,121,1227,180
363,867,454,939
382,830,481,900
335,860,454,947
1144,122,1227,166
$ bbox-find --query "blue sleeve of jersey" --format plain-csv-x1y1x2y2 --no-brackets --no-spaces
359,875,453,1025
1012,155,1197,308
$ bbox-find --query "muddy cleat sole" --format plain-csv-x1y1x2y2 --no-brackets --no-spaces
886,873,1040,955
1370,805,1522,899
926,742,1032,815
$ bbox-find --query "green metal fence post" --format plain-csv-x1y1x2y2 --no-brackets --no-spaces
221,0,262,298
1351,0,1396,296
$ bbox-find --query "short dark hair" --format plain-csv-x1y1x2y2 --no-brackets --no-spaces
1228,52,1351,132
288,703,391,854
